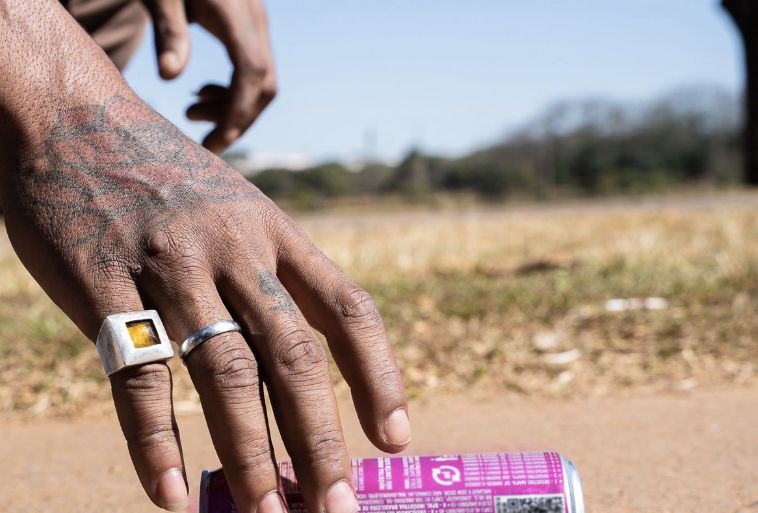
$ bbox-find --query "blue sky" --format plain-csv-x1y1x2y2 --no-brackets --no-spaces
124,1,742,164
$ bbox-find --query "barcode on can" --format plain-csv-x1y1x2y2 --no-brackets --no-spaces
495,494,565,513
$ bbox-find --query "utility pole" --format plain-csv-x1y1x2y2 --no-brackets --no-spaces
723,0,758,185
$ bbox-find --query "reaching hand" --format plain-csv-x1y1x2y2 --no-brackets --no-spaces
142,0,277,153
5,95,409,513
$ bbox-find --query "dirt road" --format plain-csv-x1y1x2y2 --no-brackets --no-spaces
1,386,757,513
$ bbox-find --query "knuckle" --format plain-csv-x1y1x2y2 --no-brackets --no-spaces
270,327,329,379
199,340,260,392
89,257,132,287
337,285,381,322
227,437,275,477
239,60,268,81
301,430,345,469
116,364,171,396
111,365,174,440
143,229,211,274
90,258,131,282
260,83,277,104
372,365,403,391
129,425,177,453
145,229,195,259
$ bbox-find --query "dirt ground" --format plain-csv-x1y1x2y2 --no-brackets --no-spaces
1,385,757,513
1,191,756,512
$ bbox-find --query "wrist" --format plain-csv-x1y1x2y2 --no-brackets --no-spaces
0,0,130,152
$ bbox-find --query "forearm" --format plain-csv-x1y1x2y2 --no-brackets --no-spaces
0,0,131,151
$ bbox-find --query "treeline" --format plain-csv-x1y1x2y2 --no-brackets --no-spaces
228,86,741,203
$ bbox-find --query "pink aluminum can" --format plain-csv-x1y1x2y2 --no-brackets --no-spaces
200,451,585,513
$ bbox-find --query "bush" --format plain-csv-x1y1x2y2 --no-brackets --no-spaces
246,86,740,202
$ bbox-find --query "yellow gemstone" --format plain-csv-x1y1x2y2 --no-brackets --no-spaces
127,320,160,349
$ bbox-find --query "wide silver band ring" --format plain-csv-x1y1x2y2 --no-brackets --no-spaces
179,320,242,362
96,310,174,377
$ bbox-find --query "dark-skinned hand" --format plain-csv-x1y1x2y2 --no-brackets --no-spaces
143,0,277,153
0,2,409,513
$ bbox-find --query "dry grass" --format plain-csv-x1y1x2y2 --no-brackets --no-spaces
1,190,756,418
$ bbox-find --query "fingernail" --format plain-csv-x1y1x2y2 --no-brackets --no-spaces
155,468,188,512
324,480,359,513
383,408,411,447
258,490,288,513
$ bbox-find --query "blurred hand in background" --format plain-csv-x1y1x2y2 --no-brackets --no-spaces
143,0,277,153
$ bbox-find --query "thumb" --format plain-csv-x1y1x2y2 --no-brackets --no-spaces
145,0,190,79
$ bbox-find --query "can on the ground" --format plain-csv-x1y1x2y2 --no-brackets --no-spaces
200,451,585,513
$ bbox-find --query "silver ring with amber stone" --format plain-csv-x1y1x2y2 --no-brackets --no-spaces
95,310,174,376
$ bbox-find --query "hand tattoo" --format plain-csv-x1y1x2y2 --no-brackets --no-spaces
15,95,259,264
258,271,297,314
